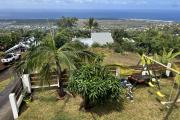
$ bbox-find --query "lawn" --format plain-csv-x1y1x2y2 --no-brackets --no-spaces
18,81,180,120
18,48,180,120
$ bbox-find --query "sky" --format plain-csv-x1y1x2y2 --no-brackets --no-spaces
0,0,180,10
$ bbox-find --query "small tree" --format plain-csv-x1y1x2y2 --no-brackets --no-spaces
68,63,124,110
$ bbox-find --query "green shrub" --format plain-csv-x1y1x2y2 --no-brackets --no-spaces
68,63,124,110
0,51,4,57
91,42,101,48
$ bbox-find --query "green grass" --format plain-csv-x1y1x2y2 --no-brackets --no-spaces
0,78,12,92
18,81,180,120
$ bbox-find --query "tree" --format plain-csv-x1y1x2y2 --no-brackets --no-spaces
112,29,128,45
85,18,99,32
68,63,124,110
57,16,78,28
0,30,22,51
55,29,73,48
153,48,180,65
22,33,96,98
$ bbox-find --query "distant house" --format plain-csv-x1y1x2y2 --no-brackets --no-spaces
72,32,114,46
5,37,35,54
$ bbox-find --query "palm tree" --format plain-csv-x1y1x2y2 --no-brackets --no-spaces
22,34,96,98
85,18,98,32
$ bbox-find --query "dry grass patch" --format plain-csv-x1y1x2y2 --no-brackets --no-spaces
89,48,140,66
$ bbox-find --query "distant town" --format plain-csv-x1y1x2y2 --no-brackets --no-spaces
0,19,179,32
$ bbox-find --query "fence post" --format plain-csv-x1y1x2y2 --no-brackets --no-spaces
9,93,19,119
166,63,172,77
21,74,31,93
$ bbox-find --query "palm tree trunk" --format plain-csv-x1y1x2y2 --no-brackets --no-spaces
56,61,65,98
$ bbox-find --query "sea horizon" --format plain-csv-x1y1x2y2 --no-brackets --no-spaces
0,9,180,22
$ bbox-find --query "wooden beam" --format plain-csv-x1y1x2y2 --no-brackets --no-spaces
143,55,180,75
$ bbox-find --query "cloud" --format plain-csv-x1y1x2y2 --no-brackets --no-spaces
0,0,179,9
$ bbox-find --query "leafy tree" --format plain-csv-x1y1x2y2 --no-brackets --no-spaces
0,30,22,51
57,16,78,28
22,34,96,98
112,29,128,45
68,63,124,110
91,42,101,48
73,30,90,38
55,29,73,48
85,18,99,32
111,29,136,53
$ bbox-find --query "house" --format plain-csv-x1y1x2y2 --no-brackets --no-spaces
72,32,114,46
5,37,35,54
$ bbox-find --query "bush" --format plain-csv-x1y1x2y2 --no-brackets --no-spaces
0,51,4,57
91,42,101,48
68,63,124,110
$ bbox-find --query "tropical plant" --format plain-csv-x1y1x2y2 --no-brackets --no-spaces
85,18,99,32
68,63,124,110
21,33,96,98
153,48,180,64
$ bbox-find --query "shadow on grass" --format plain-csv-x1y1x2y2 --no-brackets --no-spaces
59,94,71,112
88,100,124,117
19,101,29,116
52,95,72,120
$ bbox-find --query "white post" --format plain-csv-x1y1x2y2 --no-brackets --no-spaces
9,93,19,119
142,70,153,76
116,68,120,77
21,74,31,93
166,63,172,77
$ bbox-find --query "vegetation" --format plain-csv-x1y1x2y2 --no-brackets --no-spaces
1,17,180,120
0,30,22,51
21,34,95,98
68,63,124,110
84,18,99,31
57,17,78,28
153,49,180,64
110,29,180,55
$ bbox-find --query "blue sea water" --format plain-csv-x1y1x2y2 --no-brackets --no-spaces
0,9,180,22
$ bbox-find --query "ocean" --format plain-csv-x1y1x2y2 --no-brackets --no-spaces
0,9,180,22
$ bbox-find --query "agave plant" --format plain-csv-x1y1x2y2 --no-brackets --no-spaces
21,33,96,98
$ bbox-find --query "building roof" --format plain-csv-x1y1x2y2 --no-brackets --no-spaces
72,32,114,46
5,37,35,53
91,32,114,45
